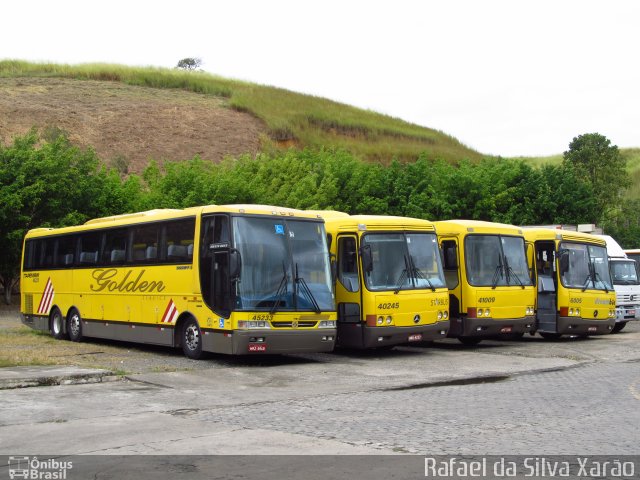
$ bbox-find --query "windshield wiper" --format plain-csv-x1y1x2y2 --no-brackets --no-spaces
394,255,410,294
270,262,289,314
504,256,525,289
491,258,504,290
295,263,321,313
582,262,598,292
593,270,609,293
408,254,435,291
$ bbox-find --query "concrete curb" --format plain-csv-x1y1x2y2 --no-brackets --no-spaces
0,366,117,389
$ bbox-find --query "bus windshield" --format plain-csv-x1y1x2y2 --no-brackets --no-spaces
361,232,446,291
465,235,532,287
233,217,334,311
560,243,613,291
611,260,640,285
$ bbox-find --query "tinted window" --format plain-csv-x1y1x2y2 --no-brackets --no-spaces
131,224,161,263
103,229,128,265
78,232,102,266
166,219,195,263
56,236,76,267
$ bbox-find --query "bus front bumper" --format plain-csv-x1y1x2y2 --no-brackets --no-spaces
360,321,450,349
555,317,615,335
450,315,536,338
202,328,337,355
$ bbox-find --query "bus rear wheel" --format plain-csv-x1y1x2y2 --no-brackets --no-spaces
50,308,67,340
611,322,627,333
67,309,84,342
182,318,204,360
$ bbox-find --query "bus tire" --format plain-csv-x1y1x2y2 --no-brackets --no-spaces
611,322,627,334
50,307,67,340
67,309,84,342
181,317,204,360
458,336,481,346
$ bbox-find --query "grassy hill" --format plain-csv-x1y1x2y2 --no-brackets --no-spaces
1,60,637,198
0,60,482,168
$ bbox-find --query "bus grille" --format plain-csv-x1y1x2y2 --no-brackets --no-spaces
24,294,33,314
272,321,317,328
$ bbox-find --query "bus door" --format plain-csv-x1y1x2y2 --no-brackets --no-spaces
534,241,557,332
440,238,462,336
200,215,234,316
335,234,363,347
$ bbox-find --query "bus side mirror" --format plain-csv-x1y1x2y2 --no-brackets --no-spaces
559,250,569,275
229,249,241,280
330,253,337,283
359,245,373,273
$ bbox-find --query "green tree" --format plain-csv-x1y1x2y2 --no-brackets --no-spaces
0,130,141,304
176,57,202,70
563,133,630,220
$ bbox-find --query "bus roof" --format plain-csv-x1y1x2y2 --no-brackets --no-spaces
310,211,436,232
522,227,607,247
433,219,524,236
25,204,324,239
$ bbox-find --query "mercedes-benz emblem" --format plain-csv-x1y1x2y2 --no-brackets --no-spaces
413,314,421,324
593,310,598,318
292,320,298,328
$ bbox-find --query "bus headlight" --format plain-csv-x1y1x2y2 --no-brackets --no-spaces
477,308,484,317
569,308,574,316
484,309,491,317
385,316,392,325
319,320,336,328
437,311,443,320
238,321,271,329
377,316,384,325
443,311,449,320
575,308,580,316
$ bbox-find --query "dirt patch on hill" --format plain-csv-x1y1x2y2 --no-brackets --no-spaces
0,77,265,172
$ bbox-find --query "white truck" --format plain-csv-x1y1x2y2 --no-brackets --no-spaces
595,235,640,333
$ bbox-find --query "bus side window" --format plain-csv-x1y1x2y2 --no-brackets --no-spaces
338,236,359,292
56,236,76,267
102,229,128,265
78,232,102,266
131,224,161,263
165,219,195,263
441,240,459,289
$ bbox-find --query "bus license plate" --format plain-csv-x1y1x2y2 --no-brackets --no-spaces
500,327,512,333
248,343,267,352
408,334,422,342
588,327,597,332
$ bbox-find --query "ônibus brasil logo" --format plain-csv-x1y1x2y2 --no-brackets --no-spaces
8,456,72,479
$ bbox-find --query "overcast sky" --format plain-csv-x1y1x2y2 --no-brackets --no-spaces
2,0,638,157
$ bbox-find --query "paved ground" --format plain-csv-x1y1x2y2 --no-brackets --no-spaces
1,301,638,478
1,322,639,458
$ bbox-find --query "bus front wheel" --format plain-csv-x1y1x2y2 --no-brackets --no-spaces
611,322,627,333
181,318,204,360
50,307,67,340
67,309,84,342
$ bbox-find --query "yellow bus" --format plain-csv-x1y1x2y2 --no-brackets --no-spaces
20,205,337,358
523,228,616,338
315,211,449,349
433,220,536,345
